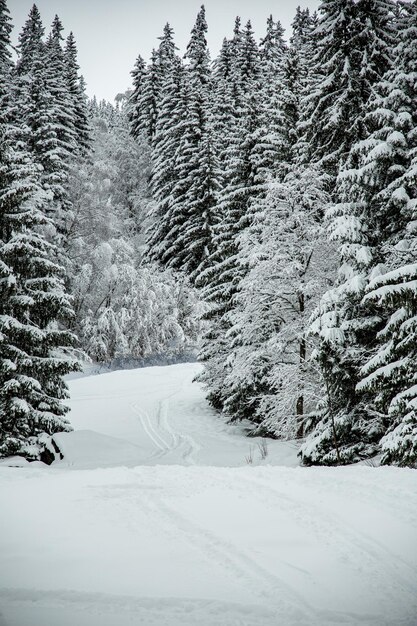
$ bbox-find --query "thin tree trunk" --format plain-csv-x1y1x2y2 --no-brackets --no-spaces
324,374,341,464
296,293,306,438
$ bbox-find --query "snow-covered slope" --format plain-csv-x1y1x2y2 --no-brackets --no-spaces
0,363,416,626
57,362,298,468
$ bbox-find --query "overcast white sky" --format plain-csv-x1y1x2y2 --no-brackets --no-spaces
11,0,319,102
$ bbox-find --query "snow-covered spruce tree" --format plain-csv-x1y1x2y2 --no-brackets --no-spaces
148,6,219,282
143,22,181,234
13,3,43,75
0,0,12,69
287,6,318,143
207,17,292,420
253,16,289,182
210,36,234,167
298,0,395,179
197,19,264,412
355,1,417,467
223,168,334,434
45,15,76,154
177,118,220,283
260,14,287,63
174,5,220,281
0,64,78,459
290,6,314,48
128,53,146,139
185,5,210,84
15,8,74,238
145,52,184,265
209,17,258,169
254,11,314,184
64,31,91,156
201,14,319,421
301,0,417,465
212,11,325,427
130,49,160,142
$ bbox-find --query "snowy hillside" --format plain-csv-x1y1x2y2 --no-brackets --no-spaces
57,362,298,468
1,363,417,626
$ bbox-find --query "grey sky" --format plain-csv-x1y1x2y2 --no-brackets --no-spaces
11,0,319,102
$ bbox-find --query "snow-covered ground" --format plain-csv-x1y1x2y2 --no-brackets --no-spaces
1,363,416,626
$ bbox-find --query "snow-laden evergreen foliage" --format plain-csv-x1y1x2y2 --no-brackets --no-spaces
146,10,220,281
301,0,417,466
298,0,395,178
0,2,79,459
64,32,91,156
127,2,417,466
2,0,416,467
197,15,316,419
224,169,335,436
128,54,146,139
356,0,417,467
14,7,90,241
0,133,79,459
196,18,264,411
0,2,90,461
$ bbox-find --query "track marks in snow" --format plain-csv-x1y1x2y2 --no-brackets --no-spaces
131,402,172,453
233,472,417,618
130,366,201,464
137,490,319,625
8,364,414,626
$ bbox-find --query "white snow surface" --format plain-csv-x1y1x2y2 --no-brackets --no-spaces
1,362,417,626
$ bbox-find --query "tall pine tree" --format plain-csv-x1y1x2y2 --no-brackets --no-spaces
0,1,79,460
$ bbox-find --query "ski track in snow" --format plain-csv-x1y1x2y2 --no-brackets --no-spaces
1,362,417,626
137,491,315,623
130,366,201,464
234,472,417,602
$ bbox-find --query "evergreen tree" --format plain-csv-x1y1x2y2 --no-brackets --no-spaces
168,5,219,280
260,14,286,65
128,54,146,139
46,15,75,142
299,0,395,178
0,69,78,459
15,3,44,76
0,0,12,70
146,55,184,266
290,6,313,48
15,8,74,236
197,18,262,411
147,9,219,281
15,8,55,197
355,0,417,467
185,4,210,84
254,16,289,182
64,32,91,155
302,0,417,465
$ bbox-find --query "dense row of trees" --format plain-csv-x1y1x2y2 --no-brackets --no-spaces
129,1,417,467
0,2,85,459
0,3,201,460
67,100,201,365
0,0,415,467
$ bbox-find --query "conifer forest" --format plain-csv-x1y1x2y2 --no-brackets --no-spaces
1,2,417,624
2,0,416,468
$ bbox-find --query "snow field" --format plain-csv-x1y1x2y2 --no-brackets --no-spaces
0,363,416,625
